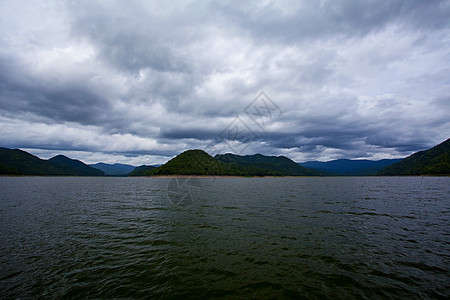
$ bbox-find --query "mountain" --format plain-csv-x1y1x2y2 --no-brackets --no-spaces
90,163,136,175
0,148,68,175
139,150,320,176
0,162,21,175
0,148,104,176
377,138,450,175
128,165,157,176
150,150,223,175
215,153,320,176
301,159,402,176
48,155,105,176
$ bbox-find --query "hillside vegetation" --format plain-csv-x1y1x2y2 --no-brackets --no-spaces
142,150,320,176
0,148,104,176
378,138,450,175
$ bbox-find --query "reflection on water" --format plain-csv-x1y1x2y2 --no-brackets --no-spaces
0,176,449,298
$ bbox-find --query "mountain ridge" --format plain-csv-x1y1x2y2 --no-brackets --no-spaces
128,165,157,176
301,158,402,176
377,138,450,175
0,148,104,176
215,153,320,176
90,163,136,175
49,155,104,176
137,150,321,176
1,138,449,176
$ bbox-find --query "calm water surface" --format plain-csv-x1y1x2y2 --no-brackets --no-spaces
0,177,449,299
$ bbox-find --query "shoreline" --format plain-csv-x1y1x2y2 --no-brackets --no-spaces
140,174,450,178
1,174,449,178
142,175,302,178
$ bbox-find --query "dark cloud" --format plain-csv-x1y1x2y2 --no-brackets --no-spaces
0,51,111,125
0,86,110,125
159,127,219,141
0,0,449,164
215,0,449,43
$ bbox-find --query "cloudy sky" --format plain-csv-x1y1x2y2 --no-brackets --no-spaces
0,0,449,165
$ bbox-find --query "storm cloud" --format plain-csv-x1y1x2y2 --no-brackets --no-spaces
0,0,449,164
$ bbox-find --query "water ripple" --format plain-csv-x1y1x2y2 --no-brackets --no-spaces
0,176,449,298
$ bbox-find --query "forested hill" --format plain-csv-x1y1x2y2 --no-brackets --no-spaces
141,150,321,176
377,138,450,175
0,148,104,176
49,155,104,176
215,153,320,176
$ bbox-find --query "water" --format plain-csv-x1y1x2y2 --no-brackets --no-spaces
0,177,448,299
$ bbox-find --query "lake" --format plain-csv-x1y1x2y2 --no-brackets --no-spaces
0,177,449,298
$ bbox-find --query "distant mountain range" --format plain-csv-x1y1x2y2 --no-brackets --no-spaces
1,138,449,176
0,148,104,176
301,159,402,176
90,163,136,176
377,138,450,175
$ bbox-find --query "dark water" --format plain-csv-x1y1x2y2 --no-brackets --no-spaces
0,177,449,299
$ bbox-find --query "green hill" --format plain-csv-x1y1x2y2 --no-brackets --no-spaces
0,148,104,176
150,150,224,175
215,153,320,176
49,155,105,176
142,149,320,176
0,148,67,175
128,165,157,176
377,138,450,175
0,162,21,175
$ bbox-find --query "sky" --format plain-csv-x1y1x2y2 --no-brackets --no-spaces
0,0,449,165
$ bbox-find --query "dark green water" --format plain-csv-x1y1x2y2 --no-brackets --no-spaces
0,177,448,299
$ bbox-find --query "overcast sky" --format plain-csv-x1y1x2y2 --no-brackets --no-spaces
0,0,449,165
